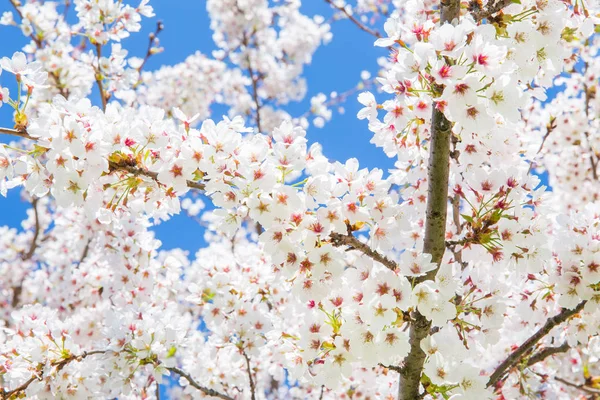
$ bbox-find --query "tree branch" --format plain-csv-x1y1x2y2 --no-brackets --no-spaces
527,116,557,175
240,31,263,133
583,68,598,180
107,160,206,191
94,43,108,111
11,199,42,309
166,367,234,400
330,231,398,271
323,0,382,38
76,237,92,268
0,128,207,191
137,21,164,75
398,2,458,398
22,198,41,261
555,376,600,395
0,127,36,141
471,0,514,21
0,350,110,400
526,342,570,367
241,349,257,400
487,301,586,388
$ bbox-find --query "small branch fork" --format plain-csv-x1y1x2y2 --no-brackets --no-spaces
526,342,570,367
330,231,398,271
137,21,164,75
487,301,587,387
323,0,382,38
0,127,206,190
0,89,591,396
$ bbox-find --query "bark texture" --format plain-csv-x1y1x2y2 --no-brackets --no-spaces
397,2,458,398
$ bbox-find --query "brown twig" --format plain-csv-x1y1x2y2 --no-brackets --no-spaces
555,376,600,395
11,198,42,309
471,0,514,21
526,342,570,367
94,43,108,111
527,116,557,175
487,301,587,388
583,73,598,180
330,231,398,271
241,349,257,400
137,21,164,75
22,198,41,261
107,160,206,191
379,363,404,374
248,62,262,133
298,78,377,120
166,367,234,400
76,237,92,268
0,128,207,191
0,127,36,140
241,31,263,133
324,0,382,38
155,378,161,400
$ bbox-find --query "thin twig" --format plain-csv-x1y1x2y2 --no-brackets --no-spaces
330,231,398,271
527,117,556,175
583,70,598,180
94,43,108,111
0,127,36,140
107,160,206,191
324,0,382,38
379,363,404,374
487,301,587,388
11,198,42,309
526,342,570,367
241,31,263,133
1,350,111,399
22,198,41,261
0,128,207,191
76,237,92,268
241,349,257,400
555,376,600,395
166,367,234,400
137,21,164,75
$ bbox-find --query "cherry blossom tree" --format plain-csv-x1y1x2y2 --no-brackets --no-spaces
0,0,599,399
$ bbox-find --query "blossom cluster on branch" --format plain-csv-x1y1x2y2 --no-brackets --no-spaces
1,0,600,399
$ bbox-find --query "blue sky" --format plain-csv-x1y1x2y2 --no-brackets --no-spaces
0,1,394,251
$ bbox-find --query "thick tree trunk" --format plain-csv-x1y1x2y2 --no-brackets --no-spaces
397,2,458,399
